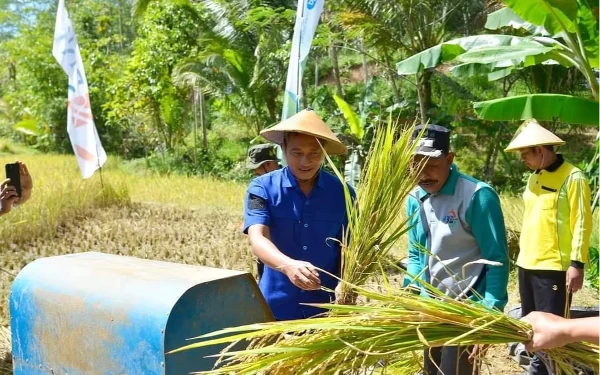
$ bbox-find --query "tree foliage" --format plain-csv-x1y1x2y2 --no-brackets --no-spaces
0,0,596,189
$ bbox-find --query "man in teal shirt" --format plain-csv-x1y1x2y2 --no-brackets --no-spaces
403,125,509,375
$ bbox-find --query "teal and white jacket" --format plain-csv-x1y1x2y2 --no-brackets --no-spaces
403,165,509,311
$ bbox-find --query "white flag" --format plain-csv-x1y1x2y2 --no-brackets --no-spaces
52,0,107,179
281,0,324,121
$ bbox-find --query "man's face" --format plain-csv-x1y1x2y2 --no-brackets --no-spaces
254,161,279,176
411,152,454,194
519,147,543,170
284,133,324,181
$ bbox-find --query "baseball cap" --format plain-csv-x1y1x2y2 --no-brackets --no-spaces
411,124,451,158
246,144,280,169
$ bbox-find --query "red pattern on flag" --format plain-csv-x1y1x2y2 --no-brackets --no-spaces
75,145,96,162
68,94,94,128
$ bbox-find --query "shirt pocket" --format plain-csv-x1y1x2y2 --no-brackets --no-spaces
538,187,558,210
314,210,346,240
270,203,301,243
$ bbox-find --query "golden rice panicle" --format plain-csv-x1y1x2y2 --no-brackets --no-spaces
326,118,425,305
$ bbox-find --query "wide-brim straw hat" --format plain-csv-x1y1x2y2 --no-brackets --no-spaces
260,109,347,155
504,118,566,152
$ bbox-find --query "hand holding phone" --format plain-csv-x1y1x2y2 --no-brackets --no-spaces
5,163,21,198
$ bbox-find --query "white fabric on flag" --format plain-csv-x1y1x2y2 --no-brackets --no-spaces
281,0,324,121
278,0,324,164
52,0,107,179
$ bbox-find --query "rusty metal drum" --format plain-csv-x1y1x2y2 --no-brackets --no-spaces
9,251,273,375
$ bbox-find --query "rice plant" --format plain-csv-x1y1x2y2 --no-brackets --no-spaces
171,279,598,375
323,118,423,304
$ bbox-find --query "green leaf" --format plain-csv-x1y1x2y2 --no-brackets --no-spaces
222,49,245,75
587,56,600,69
451,49,571,80
396,35,545,75
450,62,500,77
396,43,463,75
485,7,551,36
488,67,515,81
447,44,566,79
449,63,515,81
503,0,578,35
523,50,575,67
473,94,599,125
132,0,153,17
333,94,364,141
13,119,38,136
455,45,554,64
576,0,600,67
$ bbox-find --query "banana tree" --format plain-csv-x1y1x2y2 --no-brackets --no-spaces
335,0,488,124
395,0,599,126
333,81,377,188
333,94,365,187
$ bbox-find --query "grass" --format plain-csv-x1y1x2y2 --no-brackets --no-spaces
105,156,247,210
0,150,596,375
0,154,249,327
0,153,246,250
0,156,128,237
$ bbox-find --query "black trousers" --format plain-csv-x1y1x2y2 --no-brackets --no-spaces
256,260,264,281
424,346,476,375
518,267,572,375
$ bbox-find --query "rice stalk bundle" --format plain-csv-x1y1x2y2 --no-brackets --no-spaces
325,118,423,304
172,281,599,375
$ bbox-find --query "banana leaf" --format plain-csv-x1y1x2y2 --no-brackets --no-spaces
473,94,599,126
396,35,554,75
485,6,550,36
503,0,578,35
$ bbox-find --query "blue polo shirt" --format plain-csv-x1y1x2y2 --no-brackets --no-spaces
243,167,351,320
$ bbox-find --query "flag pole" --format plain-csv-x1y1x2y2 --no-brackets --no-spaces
94,129,105,189
296,0,305,113
90,116,105,189
53,0,107,181
278,0,323,166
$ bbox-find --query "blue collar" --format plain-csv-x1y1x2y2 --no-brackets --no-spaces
281,166,326,189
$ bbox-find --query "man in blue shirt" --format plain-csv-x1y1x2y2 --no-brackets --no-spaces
245,143,282,281
403,125,509,375
243,109,351,321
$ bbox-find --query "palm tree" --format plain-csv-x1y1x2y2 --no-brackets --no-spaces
135,0,295,135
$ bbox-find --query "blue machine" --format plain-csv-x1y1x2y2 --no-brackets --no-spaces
10,252,274,375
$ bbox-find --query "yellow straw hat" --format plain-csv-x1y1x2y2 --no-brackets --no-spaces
260,109,347,155
504,119,566,152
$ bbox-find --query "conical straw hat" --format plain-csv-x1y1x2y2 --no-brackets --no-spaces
260,109,347,155
504,119,565,152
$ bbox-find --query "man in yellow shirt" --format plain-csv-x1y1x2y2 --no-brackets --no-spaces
505,119,592,375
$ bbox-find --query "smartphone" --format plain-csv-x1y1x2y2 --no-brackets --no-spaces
5,163,21,198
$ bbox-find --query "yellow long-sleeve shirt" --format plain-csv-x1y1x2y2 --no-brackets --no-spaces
517,157,592,271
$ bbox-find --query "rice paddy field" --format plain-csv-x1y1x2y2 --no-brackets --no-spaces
0,148,597,374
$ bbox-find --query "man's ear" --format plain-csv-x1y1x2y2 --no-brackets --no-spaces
446,152,455,165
